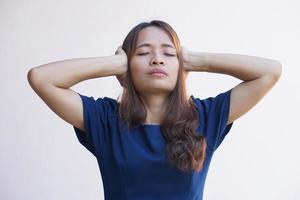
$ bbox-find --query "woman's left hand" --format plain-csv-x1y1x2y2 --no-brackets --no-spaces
181,45,192,72
181,45,207,72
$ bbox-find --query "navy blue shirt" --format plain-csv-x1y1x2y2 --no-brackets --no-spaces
73,89,233,200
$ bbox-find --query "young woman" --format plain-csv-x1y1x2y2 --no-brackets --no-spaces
27,20,282,200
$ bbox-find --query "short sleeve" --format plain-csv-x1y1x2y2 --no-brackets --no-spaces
73,93,110,157
192,89,234,151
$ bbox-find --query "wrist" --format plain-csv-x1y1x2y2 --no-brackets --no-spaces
113,54,128,75
186,51,209,72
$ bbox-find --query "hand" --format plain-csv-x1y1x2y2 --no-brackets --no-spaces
114,45,128,89
181,45,192,71
181,45,207,72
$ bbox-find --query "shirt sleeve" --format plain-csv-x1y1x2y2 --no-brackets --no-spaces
202,89,234,151
73,93,109,157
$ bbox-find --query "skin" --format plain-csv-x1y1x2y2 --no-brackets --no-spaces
129,26,180,125
27,16,282,134
115,26,282,126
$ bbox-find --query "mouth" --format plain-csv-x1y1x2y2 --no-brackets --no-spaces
149,72,167,78
148,68,168,76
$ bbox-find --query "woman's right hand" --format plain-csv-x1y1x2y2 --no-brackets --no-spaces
114,45,128,89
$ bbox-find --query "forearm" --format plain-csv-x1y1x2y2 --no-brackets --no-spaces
28,55,126,88
186,51,282,81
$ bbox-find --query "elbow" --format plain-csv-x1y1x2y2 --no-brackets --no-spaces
27,67,44,89
270,60,282,81
27,68,37,86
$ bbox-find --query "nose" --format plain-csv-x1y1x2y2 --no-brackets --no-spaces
150,53,164,66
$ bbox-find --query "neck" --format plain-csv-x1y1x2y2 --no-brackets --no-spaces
139,93,169,124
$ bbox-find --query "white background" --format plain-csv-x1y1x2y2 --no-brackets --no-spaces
1,0,299,199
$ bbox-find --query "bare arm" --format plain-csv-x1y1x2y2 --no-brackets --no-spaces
183,48,282,124
27,51,127,132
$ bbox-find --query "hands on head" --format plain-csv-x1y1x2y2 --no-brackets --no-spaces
180,45,193,72
114,45,192,89
115,46,128,89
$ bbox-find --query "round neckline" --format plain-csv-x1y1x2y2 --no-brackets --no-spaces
140,123,161,127
141,124,160,126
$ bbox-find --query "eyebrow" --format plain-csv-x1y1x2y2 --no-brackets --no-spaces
136,43,175,49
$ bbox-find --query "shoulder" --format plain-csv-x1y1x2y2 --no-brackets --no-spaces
190,90,234,151
190,94,209,116
77,93,119,117
190,89,232,112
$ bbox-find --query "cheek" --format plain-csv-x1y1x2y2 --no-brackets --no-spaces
129,61,146,85
130,57,144,72
130,64,144,77
170,60,180,75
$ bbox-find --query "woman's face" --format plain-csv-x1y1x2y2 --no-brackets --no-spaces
129,26,179,95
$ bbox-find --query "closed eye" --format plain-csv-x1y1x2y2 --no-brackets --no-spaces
137,52,176,56
165,53,176,57
137,53,149,56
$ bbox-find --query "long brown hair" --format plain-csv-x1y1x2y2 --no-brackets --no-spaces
117,20,207,173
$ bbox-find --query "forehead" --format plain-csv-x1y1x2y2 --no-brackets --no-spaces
136,26,174,47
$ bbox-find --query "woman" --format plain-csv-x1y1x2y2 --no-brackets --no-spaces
27,20,282,200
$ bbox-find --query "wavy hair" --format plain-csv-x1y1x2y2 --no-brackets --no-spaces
117,20,207,173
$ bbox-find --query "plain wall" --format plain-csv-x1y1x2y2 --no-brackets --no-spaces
1,0,299,199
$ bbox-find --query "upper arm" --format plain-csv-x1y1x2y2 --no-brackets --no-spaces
27,69,85,132
228,74,281,125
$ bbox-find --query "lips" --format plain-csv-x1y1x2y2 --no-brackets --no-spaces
148,68,168,76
